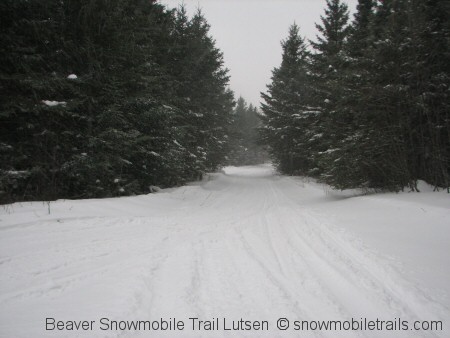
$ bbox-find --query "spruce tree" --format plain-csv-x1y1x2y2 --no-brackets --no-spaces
168,7,234,176
308,0,351,182
317,0,375,189
0,0,84,201
409,0,450,189
360,0,417,190
0,0,235,203
228,97,267,165
261,24,315,174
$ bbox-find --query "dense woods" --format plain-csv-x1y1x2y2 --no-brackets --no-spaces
2,0,448,204
261,0,450,191
227,97,268,166
0,0,237,203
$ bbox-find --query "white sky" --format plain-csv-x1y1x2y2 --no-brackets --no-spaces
160,0,358,107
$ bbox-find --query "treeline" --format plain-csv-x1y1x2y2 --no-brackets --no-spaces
0,0,234,203
261,0,449,191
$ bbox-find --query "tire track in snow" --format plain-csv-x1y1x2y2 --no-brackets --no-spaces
110,166,446,337
1,165,448,338
268,179,447,336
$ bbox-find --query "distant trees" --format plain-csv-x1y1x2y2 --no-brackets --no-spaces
261,0,449,191
228,97,268,166
0,1,234,203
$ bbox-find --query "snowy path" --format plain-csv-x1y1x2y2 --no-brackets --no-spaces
0,165,449,337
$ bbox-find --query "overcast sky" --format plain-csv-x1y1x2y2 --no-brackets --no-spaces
160,0,358,107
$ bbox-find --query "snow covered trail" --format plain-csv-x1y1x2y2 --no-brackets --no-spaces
1,165,449,338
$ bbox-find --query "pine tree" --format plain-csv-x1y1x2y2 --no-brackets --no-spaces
360,0,418,190
258,0,448,192
310,0,350,72
0,0,235,203
228,97,267,165
308,0,351,182
348,0,374,57
261,24,315,174
0,0,85,201
316,0,375,189
409,0,450,189
53,0,182,197
324,0,449,191
168,7,234,176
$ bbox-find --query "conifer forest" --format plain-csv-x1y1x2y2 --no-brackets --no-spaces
1,0,449,204
1,2,449,336
261,0,449,192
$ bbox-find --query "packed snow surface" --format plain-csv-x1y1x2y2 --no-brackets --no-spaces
0,165,449,337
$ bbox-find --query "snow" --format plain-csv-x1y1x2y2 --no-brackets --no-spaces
42,100,67,107
318,148,339,154
4,170,29,176
0,165,449,337
309,133,323,141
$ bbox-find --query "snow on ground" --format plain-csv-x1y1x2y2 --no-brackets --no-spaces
41,100,67,107
0,164,449,337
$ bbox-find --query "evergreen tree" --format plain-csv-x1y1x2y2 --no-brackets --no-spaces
316,0,375,189
259,0,449,192
348,0,374,57
408,0,450,189
359,0,420,190
308,0,351,181
228,97,267,165
310,0,350,73
261,24,315,174
0,0,84,201
168,7,234,177
0,0,235,203
318,0,449,191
